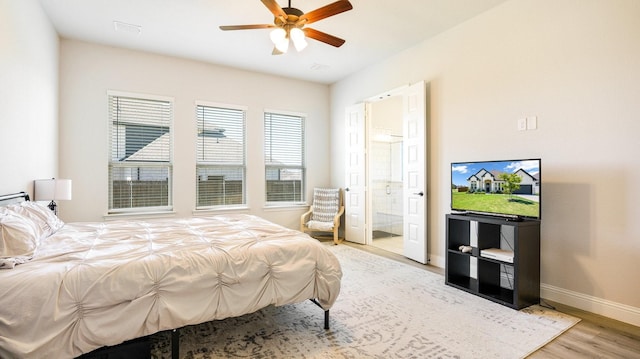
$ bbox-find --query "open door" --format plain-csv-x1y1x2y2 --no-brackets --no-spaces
403,81,428,263
344,103,366,244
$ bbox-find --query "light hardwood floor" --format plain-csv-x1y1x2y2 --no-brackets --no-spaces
342,242,640,359
370,235,403,254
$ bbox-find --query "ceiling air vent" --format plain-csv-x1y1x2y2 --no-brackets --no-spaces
310,63,330,71
113,21,142,35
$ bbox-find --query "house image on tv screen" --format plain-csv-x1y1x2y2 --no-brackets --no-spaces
467,167,539,195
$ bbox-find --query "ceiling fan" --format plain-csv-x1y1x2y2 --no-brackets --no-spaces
219,0,353,55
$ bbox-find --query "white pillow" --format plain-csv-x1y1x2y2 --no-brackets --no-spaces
0,212,38,258
6,202,65,240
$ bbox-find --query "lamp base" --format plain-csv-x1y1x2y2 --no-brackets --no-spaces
47,200,58,215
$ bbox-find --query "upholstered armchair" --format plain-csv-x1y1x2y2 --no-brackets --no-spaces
300,188,344,245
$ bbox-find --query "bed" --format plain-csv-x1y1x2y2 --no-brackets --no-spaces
0,192,342,358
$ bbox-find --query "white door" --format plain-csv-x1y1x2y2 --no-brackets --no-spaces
344,103,366,244
403,81,428,263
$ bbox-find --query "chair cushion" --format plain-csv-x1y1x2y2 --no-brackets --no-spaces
310,188,340,223
307,220,335,231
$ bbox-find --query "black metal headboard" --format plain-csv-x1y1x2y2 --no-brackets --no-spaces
0,192,31,206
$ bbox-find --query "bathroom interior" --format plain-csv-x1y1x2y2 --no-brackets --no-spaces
369,95,403,255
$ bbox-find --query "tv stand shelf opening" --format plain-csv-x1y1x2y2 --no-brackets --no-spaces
445,214,540,309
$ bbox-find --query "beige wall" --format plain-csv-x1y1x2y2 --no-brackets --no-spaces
0,0,59,195
330,0,640,324
58,40,331,227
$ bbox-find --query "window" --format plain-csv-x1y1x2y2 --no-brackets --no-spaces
264,111,305,204
108,92,173,213
196,103,246,208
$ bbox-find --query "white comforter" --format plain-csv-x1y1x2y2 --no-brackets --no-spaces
0,214,342,358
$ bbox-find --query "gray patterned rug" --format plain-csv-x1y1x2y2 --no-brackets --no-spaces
150,244,579,358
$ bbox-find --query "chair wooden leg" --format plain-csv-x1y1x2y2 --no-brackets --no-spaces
333,229,344,245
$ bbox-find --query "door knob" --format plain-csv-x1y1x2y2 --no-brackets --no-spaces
414,191,424,196
345,187,350,192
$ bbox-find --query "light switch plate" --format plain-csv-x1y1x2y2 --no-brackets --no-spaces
527,116,537,130
518,118,527,131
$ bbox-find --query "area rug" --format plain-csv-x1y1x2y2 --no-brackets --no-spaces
150,244,579,358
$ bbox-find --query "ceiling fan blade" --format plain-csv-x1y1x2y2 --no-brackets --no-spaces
299,0,353,25
219,24,275,31
261,0,287,19
303,28,346,47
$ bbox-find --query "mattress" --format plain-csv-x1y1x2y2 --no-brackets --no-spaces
0,214,342,358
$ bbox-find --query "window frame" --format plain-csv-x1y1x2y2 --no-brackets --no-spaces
263,109,307,206
107,90,174,214
195,101,247,210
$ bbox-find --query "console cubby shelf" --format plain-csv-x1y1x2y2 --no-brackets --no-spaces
445,213,540,310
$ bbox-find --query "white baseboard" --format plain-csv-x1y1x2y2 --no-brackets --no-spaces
429,254,444,268
541,283,640,327
434,256,640,326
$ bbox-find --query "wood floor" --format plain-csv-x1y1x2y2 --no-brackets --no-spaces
342,242,640,359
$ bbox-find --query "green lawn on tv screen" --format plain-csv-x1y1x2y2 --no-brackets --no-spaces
452,191,539,218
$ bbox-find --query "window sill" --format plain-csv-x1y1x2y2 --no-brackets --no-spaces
103,210,177,221
192,206,250,216
263,203,310,212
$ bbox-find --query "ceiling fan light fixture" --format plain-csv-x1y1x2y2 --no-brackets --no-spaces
293,37,308,52
276,39,289,53
270,28,289,53
269,28,286,44
290,27,307,51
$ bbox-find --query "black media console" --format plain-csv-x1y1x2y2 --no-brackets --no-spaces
445,213,540,309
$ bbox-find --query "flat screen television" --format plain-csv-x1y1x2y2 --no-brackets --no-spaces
451,159,541,220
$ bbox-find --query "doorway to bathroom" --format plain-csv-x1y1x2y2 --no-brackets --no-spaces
344,80,427,263
370,95,404,255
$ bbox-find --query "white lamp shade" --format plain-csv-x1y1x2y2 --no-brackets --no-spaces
290,28,307,51
269,28,286,44
35,179,72,201
275,37,289,53
270,28,289,53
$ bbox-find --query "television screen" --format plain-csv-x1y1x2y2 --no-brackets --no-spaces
451,159,541,220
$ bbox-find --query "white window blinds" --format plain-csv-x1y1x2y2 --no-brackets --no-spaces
108,93,173,212
196,104,246,207
264,111,305,203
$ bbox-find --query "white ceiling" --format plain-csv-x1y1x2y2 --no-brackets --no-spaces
38,0,507,84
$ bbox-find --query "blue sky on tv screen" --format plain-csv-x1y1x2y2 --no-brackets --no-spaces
451,159,540,187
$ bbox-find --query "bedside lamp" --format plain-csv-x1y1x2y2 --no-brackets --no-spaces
34,178,72,215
